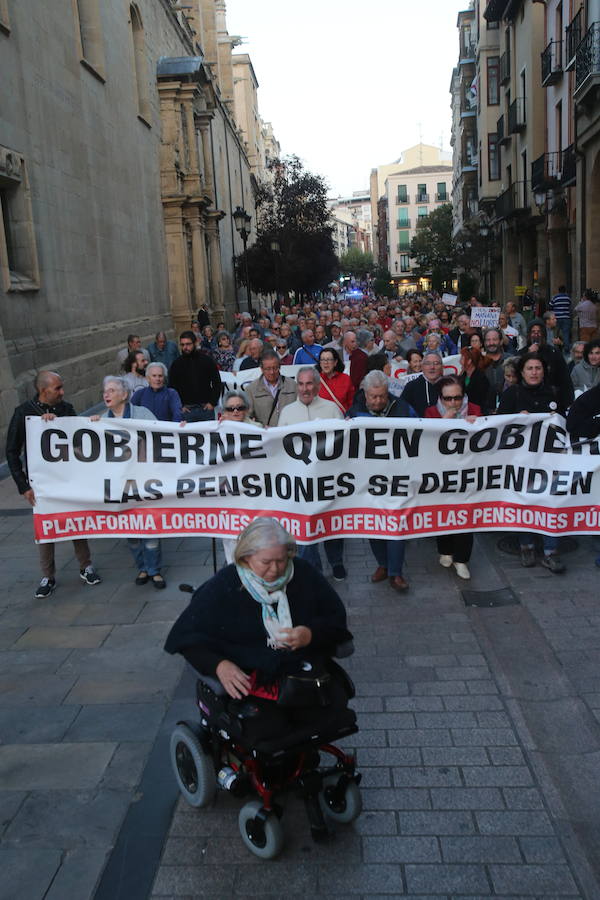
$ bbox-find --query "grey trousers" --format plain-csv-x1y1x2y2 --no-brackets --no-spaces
38,540,91,577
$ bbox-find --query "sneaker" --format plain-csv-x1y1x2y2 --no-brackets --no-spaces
541,554,566,574
35,577,56,599
439,554,453,568
453,562,471,580
520,546,536,568
332,564,347,581
80,566,101,586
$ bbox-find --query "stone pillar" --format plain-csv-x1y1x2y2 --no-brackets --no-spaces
196,112,215,203
184,207,210,313
180,84,201,196
163,200,193,334
205,212,226,323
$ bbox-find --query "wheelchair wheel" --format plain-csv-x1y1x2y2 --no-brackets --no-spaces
238,800,284,859
319,774,362,824
170,724,216,808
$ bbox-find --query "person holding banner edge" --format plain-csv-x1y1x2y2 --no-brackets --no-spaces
6,370,102,598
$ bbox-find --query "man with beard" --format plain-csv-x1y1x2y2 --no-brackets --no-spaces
168,331,221,421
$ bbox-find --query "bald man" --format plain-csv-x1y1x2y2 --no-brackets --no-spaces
6,370,101,597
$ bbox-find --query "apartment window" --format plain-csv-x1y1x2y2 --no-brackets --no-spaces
397,208,409,226
488,134,500,180
416,183,427,201
397,230,410,251
73,0,105,80
556,99,562,154
486,19,499,30
130,4,151,124
0,148,40,292
397,184,408,203
487,57,500,105
417,206,428,219
437,182,447,201
521,149,527,205
400,253,410,273
0,0,10,34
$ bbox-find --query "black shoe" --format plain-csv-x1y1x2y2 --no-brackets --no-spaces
540,554,566,574
35,577,56,599
152,573,167,590
332,564,347,581
80,566,101,585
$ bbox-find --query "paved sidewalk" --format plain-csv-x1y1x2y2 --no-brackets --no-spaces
1,478,599,899
152,533,600,899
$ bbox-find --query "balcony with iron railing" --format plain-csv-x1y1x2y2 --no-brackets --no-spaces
435,192,448,202
575,22,600,97
415,193,430,203
531,152,561,192
495,181,529,219
566,7,583,70
500,48,511,84
541,40,563,86
497,113,510,145
397,219,411,229
561,143,576,186
396,194,410,204
508,97,526,132
459,41,477,64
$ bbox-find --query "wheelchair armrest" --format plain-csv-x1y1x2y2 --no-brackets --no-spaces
334,640,354,659
196,674,228,697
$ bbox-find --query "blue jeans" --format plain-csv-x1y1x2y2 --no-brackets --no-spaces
557,318,571,353
518,534,559,556
369,539,406,577
128,538,162,575
299,539,344,573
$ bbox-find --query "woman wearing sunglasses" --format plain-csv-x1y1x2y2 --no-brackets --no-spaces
219,389,255,424
424,376,482,580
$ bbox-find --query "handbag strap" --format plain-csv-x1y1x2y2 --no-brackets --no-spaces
319,376,346,413
266,376,284,426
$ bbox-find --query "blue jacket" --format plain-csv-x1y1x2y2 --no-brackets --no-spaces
131,386,183,422
146,340,179,369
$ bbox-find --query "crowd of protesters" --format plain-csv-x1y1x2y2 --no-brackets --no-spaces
6,283,600,599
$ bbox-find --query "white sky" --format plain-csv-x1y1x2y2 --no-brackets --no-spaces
224,0,469,198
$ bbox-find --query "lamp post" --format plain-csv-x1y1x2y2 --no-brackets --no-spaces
233,205,252,315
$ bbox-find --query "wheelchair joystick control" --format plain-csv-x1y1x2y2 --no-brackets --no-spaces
217,766,239,791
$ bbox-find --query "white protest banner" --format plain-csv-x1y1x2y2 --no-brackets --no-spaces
441,293,458,307
27,416,600,544
470,307,500,328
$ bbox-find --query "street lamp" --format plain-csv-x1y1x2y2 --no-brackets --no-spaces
233,206,252,314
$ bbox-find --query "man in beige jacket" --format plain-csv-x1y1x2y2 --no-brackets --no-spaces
244,351,297,427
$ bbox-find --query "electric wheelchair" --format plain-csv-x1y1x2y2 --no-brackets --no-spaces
169,587,362,859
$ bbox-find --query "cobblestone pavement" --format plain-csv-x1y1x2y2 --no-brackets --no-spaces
1,478,599,899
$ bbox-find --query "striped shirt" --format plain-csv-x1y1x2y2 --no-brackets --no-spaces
549,292,571,319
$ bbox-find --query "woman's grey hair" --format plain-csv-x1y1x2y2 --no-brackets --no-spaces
146,361,168,377
103,375,130,398
234,517,296,566
502,356,519,374
216,330,231,345
297,366,320,386
222,388,250,408
362,369,389,392
356,328,373,349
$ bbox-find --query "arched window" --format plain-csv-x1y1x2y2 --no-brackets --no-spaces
130,4,151,124
73,0,105,81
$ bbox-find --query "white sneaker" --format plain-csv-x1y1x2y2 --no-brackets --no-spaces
453,562,471,580
439,555,453,568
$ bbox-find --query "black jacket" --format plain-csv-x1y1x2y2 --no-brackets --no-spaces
400,375,441,416
496,381,561,415
518,318,574,410
164,558,351,681
6,398,77,494
566,384,600,438
168,351,221,406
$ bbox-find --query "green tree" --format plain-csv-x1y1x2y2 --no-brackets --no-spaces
237,156,338,299
409,203,455,291
372,266,396,298
339,247,374,278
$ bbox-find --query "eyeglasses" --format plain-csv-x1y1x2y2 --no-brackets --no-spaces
441,395,463,402
224,405,247,413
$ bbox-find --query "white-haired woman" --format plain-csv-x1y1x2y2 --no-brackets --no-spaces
165,518,352,741
91,377,166,589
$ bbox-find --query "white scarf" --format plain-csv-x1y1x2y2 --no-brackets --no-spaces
237,561,294,649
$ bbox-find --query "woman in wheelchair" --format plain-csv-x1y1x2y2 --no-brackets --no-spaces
164,517,362,857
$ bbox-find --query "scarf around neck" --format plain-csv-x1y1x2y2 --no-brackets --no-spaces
435,395,469,418
236,560,294,649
